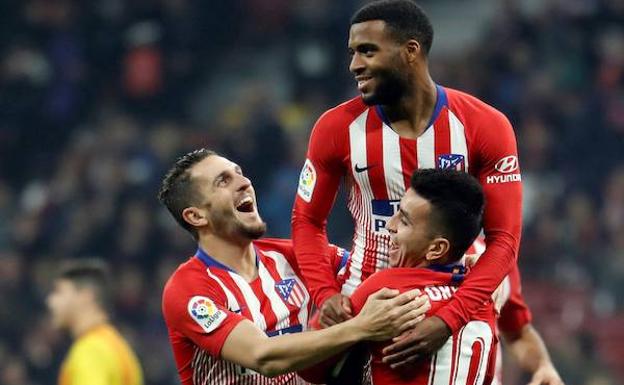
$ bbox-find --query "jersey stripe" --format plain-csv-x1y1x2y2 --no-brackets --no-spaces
434,107,451,166
206,268,246,317
257,259,291,331
417,124,436,169
228,272,268,331
399,137,418,191
365,110,388,200
260,253,303,328
381,126,405,200
448,110,469,173
362,111,386,282
345,110,372,294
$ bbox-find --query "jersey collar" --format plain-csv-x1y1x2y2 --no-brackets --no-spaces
195,246,259,274
375,84,448,129
426,262,466,283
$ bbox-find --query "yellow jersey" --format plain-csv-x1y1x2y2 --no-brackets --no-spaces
59,324,143,385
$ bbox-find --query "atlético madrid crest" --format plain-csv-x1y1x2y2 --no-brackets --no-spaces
437,154,465,171
275,278,306,307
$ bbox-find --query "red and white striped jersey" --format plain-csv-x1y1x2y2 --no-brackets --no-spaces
349,266,498,385
162,238,343,385
292,85,523,332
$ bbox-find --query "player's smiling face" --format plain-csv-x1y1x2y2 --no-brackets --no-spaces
187,155,266,241
348,20,409,105
387,188,447,268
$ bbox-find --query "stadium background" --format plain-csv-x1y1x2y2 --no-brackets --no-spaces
1,0,623,384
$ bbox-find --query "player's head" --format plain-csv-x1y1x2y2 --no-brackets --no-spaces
46,260,112,330
387,169,484,268
158,148,266,242
349,0,433,105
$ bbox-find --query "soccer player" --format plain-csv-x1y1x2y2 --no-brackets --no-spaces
301,169,497,385
46,260,144,385
158,149,430,385
292,0,523,363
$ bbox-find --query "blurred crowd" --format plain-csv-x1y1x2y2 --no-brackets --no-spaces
0,0,623,384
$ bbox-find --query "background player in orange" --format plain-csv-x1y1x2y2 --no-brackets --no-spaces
292,0,523,365
46,260,144,385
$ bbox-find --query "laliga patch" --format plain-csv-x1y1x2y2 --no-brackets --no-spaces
188,296,227,333
297,159,316,203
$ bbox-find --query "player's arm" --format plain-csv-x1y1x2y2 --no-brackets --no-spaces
221,288,427,377
501,324,564,385
435,110,522,332
292,112,348,311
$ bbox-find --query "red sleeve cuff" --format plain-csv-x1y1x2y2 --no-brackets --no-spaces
434,306,466,334
212,316,247,358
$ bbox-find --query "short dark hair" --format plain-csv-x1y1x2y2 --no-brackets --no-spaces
157,149,217,239
410,169,484,262
351,0,434,54
57,259,112,311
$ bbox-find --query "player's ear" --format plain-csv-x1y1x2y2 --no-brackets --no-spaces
182,207,208,228
424,237,450,261
404,39,421,63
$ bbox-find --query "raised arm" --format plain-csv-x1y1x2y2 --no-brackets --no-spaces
292,111,348,308
435,110,522,332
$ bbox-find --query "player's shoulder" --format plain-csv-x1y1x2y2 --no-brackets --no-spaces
444,86,511,126
162,257,206,302
315,96,368,129
253,237,293,253
254,237,300,269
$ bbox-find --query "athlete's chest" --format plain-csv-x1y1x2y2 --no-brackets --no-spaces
343,108,471,233
214,255,309,334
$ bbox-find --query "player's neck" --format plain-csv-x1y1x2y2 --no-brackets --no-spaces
70,307,109,339
198,235,257,281
380,73,436,139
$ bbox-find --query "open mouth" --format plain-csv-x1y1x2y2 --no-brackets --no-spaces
356,75,373,90
236,196,254,213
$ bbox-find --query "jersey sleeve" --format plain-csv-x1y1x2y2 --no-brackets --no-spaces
162,274,246,357
435,108,522,332
497,265,532,335
292,110,349,307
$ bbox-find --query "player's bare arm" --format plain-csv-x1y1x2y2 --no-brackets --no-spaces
220,288,428,377
503,324,564,385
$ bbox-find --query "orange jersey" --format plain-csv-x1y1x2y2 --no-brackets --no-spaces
59,324,143,385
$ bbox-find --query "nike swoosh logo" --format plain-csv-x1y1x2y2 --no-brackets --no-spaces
354,164,376,173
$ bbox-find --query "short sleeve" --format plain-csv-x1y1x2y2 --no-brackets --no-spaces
162,276,246,357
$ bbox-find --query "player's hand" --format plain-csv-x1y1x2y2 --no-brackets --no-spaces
382,316,451,368
527,363,564,385
354,288,430,341
319,293,353,328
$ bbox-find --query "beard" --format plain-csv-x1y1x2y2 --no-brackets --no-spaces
361,66,409,106
209,206,267,241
